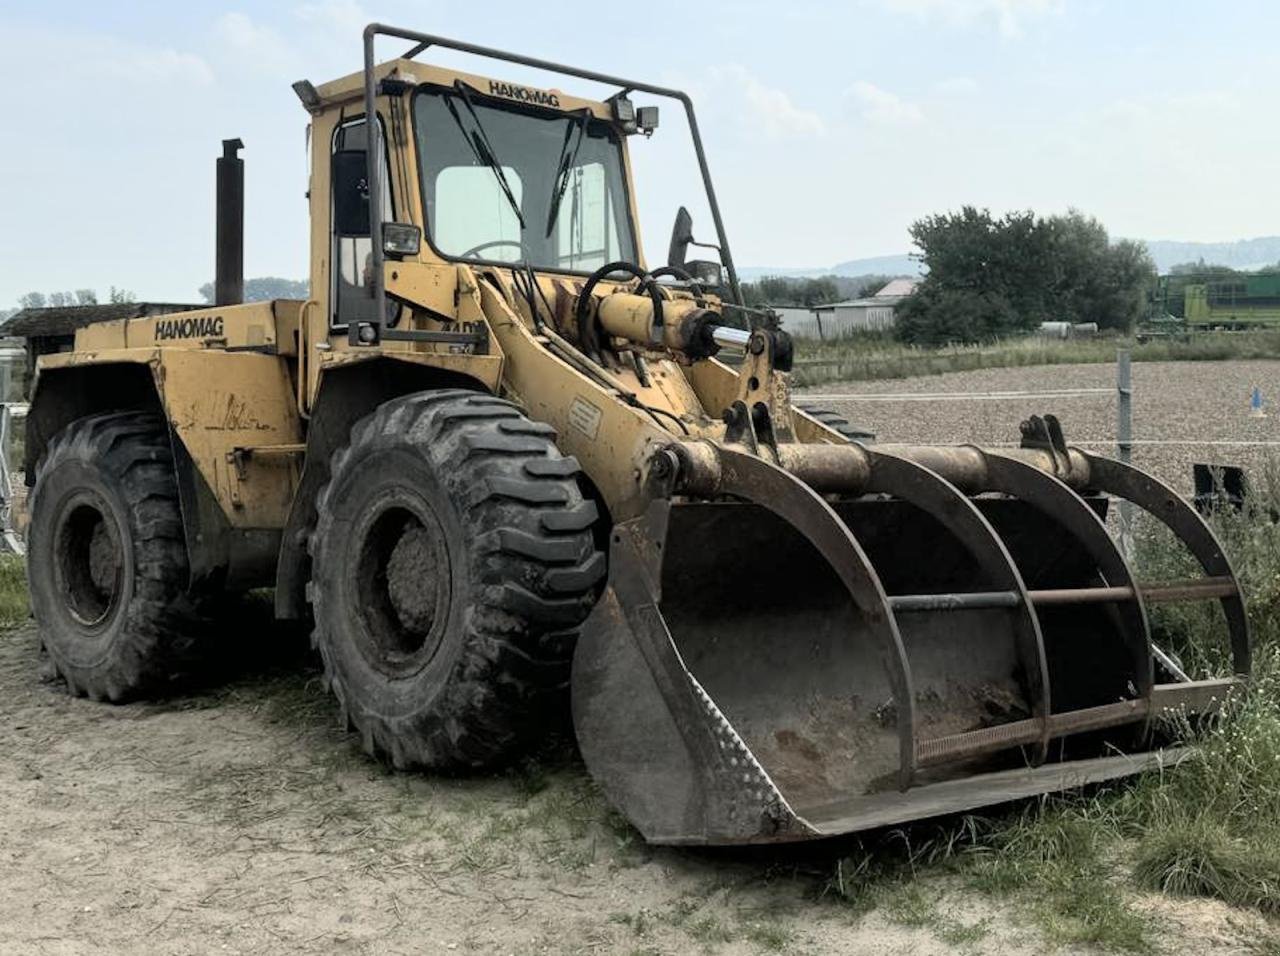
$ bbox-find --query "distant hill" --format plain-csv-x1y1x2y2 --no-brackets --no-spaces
742,238,1280,281
739,253,920,281
1140,237,1280,273
828,253,922,277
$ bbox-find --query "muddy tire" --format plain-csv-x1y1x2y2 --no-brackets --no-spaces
27,412,207,701
308,390,604,770
796,402,875,443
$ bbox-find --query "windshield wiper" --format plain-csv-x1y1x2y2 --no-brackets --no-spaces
545,110,590,238
447,82,526,231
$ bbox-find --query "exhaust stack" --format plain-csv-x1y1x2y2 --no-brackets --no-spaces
215,138,245,306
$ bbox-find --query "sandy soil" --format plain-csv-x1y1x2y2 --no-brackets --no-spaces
0,618,1269,955
801,359,1280,495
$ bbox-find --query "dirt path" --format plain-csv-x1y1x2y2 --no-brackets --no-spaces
0,619,1269,954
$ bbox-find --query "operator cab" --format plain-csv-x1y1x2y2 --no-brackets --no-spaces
300,56,728,342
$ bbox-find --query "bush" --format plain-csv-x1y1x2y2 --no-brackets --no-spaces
895,206,1157,345
894,286,1027,346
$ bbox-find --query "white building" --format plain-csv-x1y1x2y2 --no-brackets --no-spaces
800,278,921,339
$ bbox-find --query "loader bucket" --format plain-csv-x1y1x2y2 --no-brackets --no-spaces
572,444,1248,845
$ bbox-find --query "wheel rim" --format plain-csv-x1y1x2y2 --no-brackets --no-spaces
352,499,453,677
53,493,123,629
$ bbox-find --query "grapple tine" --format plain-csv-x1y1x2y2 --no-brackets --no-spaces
1081,452,1250,675
979,452,1155,724
861,449,1052,767
715,448,917,789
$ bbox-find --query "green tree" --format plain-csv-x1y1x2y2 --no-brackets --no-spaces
851,274,894,299
108,286,135,304
1170,259,1239,278
198,277,309,303
742,275,842,308
896,206,1155,344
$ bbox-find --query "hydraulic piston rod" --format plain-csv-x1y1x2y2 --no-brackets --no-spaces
710,325,751,349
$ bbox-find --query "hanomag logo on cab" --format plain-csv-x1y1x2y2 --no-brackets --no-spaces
487,80,561,108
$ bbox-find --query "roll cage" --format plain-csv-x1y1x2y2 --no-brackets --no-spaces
356,22,742,346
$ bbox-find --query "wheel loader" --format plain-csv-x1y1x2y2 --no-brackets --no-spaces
24,24,1249,845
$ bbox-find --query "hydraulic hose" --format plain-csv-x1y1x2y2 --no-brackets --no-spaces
575,261,666,354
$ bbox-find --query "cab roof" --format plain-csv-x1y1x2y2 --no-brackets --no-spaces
310,59,616,122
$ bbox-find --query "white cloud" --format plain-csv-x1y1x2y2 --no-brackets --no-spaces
92,47,214,87
709,65,826,138
848,81,924,126
215,11,296,67
13,25,214,89
1099,90,1243,127
872,0,1062,38
294,0,370,38
934,76,979,96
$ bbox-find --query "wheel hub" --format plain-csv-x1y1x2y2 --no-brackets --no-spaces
386,525,442,634
354,502,452,675
54,497,122,628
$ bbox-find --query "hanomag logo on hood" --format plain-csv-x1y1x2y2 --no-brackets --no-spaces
488,80,561,108
155,315,224,341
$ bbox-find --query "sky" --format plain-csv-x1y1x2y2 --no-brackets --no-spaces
3,0,1280,305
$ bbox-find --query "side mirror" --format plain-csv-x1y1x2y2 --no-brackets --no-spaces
332,149,370,237
685,259,724,290
668,206,694,269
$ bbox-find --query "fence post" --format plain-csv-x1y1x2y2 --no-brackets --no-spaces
1116,349,1133,555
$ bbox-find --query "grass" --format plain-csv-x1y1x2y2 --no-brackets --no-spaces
791,328,1280,387
0,553,27,625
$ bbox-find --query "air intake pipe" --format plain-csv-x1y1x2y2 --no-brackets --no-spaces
215,138,245,306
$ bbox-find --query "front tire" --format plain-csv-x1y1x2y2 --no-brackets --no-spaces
27,412,207,701
309,390,605,770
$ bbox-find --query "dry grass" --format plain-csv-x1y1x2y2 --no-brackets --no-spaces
0,554,27,626
792,329,1280,387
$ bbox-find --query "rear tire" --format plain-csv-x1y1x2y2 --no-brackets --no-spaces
796,402,875,442
308,390,604,770
27,412,208,701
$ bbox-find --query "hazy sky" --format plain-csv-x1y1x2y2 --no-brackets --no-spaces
3,0,1279,305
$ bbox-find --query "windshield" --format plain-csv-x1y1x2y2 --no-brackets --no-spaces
413,85,638,273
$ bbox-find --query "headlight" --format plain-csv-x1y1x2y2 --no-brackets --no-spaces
382,222,421,257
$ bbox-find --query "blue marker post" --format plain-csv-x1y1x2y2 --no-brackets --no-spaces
1251,386,1266,418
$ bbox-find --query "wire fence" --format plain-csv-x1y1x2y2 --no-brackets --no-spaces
803,349,1146,547
804,350,1137,462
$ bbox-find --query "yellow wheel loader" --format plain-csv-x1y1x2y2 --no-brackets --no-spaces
24,25,1249,845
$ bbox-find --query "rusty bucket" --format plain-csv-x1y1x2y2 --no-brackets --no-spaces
572,434,1248,845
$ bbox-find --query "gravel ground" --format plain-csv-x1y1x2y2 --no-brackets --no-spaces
801,359,1280,495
